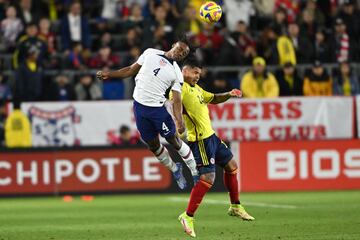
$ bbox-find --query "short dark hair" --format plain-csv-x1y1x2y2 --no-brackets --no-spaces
177,34,198,53
120,125,130,134
182,53,202,69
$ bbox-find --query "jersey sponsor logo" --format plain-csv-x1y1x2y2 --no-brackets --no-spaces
28,106,81,146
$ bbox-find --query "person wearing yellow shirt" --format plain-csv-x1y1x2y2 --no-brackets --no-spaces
303,61,333,96
5,101,32,147
241,57,279,98
176,56,254,238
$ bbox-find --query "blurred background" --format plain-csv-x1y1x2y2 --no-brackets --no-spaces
0,0,359,195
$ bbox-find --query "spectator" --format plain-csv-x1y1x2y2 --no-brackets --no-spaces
333,61,360,96
1,6,23,52
149,0,180,22
115,125,141,146
253,0,276,20
124,3,144,30
175,5,202,38
93,32,115,51
94,17,111,36
338,0,360,41
302,0,325,26
271,8,287,35
119,28,141,50
300,9,318,41
65,42,87,70
257,26,279,65
17,0,36,25
241,57,279,98
60,1,91,51
303,61,332,96
196,23,224,65
142,5,174,50
231,21,257,65
14,48,43,102
331,18,350,63
277,32,296,65
88,46,120,70
207,73,233,94
0,74,12,101
224,0,255,31
5,100,32,148
13,22,48,69
275,62,303,96
314,28,332,63
287,22,313,63
75,75,102,101
48,74,76,101
38,18,56,54
117,0,131,19
101,0,119,20
274,0,300,23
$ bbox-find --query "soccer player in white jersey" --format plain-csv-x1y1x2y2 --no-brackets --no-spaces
96,40,199,189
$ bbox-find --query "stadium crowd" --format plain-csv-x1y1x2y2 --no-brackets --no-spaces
0,0,360,147
0,0,359,103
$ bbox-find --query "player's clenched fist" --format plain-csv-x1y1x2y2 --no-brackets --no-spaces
177,121,186,135
96,71,109,80
229,89,242,98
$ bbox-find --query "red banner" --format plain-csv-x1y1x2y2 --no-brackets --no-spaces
238,140,360,191
0,149,171,194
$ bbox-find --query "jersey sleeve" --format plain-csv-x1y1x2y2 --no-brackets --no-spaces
136,49,151,65
201,87,214,104
171,82,182,93
171,65,184,93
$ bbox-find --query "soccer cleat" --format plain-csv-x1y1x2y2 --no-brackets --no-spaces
173,162,187,190
178,212,196,238
228,204,255,221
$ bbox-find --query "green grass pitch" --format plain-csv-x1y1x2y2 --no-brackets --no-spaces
0,191,359,240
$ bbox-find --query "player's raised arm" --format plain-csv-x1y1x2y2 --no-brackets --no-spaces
210,89,242,104
96,62,142,80
171,90,185,134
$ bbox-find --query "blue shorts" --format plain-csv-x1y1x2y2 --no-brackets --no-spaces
188,134,233,175
133,101,176,142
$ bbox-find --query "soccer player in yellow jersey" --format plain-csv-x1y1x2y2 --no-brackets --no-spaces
177,56,255,238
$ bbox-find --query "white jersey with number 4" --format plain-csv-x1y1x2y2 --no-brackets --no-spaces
133,48,183,107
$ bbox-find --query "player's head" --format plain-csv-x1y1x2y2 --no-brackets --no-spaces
182,55,202,87
168,35,193,61
168,42,190,61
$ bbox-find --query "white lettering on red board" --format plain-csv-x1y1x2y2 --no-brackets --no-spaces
267,149,360,180
0,157,162,186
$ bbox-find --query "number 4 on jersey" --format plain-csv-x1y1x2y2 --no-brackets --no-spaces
153,68,160,76
162,122,169,132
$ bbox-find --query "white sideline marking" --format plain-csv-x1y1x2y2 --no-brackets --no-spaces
168,197,298,209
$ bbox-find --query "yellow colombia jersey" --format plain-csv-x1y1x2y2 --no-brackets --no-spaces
181,82,215,142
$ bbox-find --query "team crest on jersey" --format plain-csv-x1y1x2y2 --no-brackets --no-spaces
159,58,167,66
210,158,215,164
28,106,81,146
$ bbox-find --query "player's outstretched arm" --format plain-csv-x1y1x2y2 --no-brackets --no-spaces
96,62,142,80
210,89,242,104
172,90,185,134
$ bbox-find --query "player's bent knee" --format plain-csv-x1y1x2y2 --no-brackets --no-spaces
200,172,215,185
146,139,161,153
165,135,181,150
224,159,238,173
